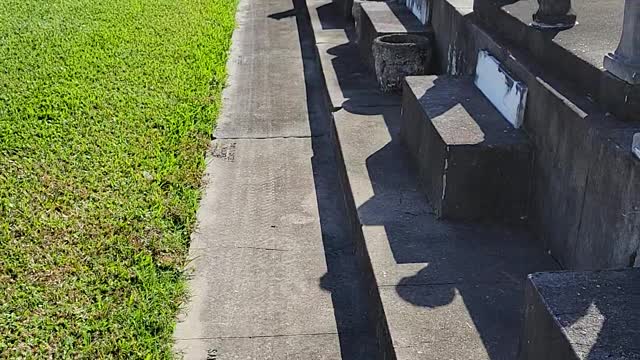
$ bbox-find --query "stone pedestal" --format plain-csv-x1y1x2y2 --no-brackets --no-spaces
532,0,576,30
604,0,640,84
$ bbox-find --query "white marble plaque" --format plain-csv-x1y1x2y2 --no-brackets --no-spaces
632,133,640,160
474,50,528,129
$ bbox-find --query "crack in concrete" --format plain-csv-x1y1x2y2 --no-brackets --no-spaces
574,165,592,254
229,246,291,252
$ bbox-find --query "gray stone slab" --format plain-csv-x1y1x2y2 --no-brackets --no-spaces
231,16,302,54
214,0,318,139
173,138,345,347
332,104,560,359
521,269,640,360
214,52,315,138
380,283,521,359
404,76,528,146
174,246,338,340
175,334,342,360
234,0,303,21
189,139,333,252
308,0,403,109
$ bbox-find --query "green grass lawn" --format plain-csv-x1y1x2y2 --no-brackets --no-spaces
0,0,236,357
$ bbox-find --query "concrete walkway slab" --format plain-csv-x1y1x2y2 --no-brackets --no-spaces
214,0,318,139
175,0,377,358
176,245,337,339
189,139,325,252
174,138,344,359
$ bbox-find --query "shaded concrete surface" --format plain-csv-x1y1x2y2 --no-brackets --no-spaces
214,0,318,139
333,105,560,359
175,0,376,358
307,0,561,358
522,270,640,360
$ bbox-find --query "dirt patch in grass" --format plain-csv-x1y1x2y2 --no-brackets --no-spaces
0,0,237,357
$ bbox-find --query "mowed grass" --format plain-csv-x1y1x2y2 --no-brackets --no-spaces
0,0,236,357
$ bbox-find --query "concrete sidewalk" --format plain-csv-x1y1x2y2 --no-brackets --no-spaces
173,0,374,358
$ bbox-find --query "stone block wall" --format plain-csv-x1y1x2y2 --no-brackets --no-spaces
425,0,640,269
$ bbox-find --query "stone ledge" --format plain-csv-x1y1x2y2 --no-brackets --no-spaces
401,75,532,222
521,269,640,360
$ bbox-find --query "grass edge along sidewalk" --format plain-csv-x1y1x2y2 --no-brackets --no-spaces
0,0,237,357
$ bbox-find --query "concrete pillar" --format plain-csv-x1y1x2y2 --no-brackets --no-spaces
532,0,576,30
604,0,640,84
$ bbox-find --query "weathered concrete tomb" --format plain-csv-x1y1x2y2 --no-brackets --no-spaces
316,0,640,358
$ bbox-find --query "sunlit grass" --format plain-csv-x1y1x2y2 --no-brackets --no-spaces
0,0,236,357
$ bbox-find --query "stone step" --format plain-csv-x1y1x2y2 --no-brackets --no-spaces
307,2,560,357
331,99,560,360
356,1,432,69
401,75,533,222
521,269,640,360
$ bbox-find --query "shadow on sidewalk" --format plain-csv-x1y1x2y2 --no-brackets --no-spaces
265,0,379,359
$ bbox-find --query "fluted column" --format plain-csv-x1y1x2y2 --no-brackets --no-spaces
532,0,576,30
604,0,640,84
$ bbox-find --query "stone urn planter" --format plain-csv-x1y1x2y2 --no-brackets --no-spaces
372,34,432,93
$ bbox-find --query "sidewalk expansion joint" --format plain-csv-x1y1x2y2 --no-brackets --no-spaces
214,134,326,140
225,245,291,252
175,331,339,341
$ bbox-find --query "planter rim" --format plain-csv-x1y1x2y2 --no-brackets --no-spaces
374,34,430,47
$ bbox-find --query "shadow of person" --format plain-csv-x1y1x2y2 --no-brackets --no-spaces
396,266,456,308
396,262,528,358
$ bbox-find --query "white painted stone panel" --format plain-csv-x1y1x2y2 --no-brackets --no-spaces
474,50,528,128
632,133,640,160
